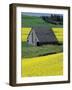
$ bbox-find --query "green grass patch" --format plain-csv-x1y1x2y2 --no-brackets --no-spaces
22,42,63,58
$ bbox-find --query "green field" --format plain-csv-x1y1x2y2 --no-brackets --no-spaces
22,41,63,58
22,53,63,77
22,15,63,28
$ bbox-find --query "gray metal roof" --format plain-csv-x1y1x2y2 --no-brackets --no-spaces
33,27,57,43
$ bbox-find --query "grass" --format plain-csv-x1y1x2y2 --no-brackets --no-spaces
21,15,63,28
21,53,63,77
22,42,63,58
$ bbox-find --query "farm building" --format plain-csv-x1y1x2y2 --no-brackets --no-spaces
27,27,58,46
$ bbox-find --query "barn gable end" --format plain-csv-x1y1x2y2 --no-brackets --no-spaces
27,29,39,45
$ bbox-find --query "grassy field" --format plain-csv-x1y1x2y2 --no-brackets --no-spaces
22,42,63,58
21,15,63,28
21,53,63,77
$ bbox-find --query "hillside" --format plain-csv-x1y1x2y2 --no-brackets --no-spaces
21,15,63,28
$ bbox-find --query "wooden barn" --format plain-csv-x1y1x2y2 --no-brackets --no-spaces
27,27,58,46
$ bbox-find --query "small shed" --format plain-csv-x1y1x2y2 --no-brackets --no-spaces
27,27,58,46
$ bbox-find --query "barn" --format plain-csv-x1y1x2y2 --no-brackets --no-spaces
27,27,58,46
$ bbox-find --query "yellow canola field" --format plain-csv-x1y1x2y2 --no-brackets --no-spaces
52,28,63,42
22,53,63,77
21,28,31,41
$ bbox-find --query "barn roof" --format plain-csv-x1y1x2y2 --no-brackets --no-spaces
32,27,57,43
